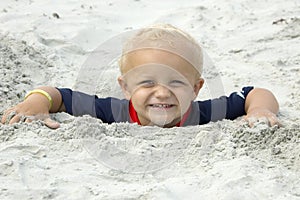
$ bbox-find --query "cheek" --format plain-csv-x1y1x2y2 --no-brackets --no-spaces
173,87,195,101
130,88,150,104
172,88,195,109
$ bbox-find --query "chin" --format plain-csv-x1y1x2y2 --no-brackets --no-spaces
149,116,180,128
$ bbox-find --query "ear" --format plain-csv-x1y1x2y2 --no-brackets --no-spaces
118,76,131,100
193,78,204,99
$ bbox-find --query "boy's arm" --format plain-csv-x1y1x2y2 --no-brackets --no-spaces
244,88,280,126
1,86,65,129
36,86,66,113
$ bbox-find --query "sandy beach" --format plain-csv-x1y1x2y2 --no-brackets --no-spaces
0,0,299,199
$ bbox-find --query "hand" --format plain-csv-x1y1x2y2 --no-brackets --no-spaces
1,96,60,129
243,108,281,127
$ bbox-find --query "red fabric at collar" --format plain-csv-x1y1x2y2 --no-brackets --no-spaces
129,100,142,125
129,100,191,127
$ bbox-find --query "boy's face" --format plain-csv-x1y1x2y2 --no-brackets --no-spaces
118,49,204,127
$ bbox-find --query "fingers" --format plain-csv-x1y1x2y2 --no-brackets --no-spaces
242,116,255,127
243,114,281,127
243,116,266,127
9,114,22,124
2,109,27,125
1,109,17,124
267,114,282,127
10,114,32,124
1,109,60,129
43,118,60,129
1,109,12,124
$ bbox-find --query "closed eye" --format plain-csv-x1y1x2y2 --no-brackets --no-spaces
169,80,187,87
138,80,155,87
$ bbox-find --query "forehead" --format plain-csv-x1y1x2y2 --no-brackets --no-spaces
123,49,198,77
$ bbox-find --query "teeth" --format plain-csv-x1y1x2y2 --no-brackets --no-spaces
152,104,171,108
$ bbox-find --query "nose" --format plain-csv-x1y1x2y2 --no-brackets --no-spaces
154,84,172,99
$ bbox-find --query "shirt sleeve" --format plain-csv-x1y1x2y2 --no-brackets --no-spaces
197,86,254,124
57,88,129,123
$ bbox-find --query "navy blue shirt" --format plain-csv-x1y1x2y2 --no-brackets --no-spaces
58,86,254,126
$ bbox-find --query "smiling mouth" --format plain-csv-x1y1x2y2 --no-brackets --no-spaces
149,104,175,108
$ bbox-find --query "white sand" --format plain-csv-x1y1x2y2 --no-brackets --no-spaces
0,0,299,199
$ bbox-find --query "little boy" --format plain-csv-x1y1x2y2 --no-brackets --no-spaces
1,24,280,129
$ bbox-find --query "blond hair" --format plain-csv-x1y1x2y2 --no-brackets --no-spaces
119,24,203,75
